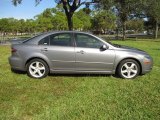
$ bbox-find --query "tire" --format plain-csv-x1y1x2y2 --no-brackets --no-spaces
26,59,49,79
117,59,140,79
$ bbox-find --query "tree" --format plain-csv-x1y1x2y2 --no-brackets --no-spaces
0,18,19,35
126,19,144,33
91,10,116,33
73,15,83,30
74,9,92,30
0,18,9,35
51,5,68,30
8,18,20,35
12,0,98,30
52,12,68,30
99,0,144,40
35,16,53,32
54,0,98,30
18,19,25,35
23,19,32,33
144,0,160,39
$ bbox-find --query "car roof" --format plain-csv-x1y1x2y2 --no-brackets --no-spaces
21,31,114,49
40,31,92,36
23,31,92,44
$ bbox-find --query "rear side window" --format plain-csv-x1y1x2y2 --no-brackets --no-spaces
39,36,50,45
50,33,72,46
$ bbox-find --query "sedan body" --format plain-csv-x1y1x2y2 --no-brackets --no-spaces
9,31,153,79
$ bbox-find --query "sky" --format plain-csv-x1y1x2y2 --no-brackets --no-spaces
0,0,56,19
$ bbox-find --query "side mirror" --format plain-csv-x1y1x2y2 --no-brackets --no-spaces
100,45,108,51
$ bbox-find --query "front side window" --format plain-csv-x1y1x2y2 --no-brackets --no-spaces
75,34,103,48
50,33,73,46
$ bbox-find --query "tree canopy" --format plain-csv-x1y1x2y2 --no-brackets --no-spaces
143,0,160,38
5,0,160,39
91,10,116,33
12,0,98,30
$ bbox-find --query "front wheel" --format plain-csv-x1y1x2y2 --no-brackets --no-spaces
117,59,140,79
27,59,49,79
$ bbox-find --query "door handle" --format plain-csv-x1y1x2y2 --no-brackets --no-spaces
77,50,85,54
41,48,48,52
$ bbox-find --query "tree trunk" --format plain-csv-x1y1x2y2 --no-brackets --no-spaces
116,28,119,40
66,14,73,31
155,20,159,39
122,21,126,40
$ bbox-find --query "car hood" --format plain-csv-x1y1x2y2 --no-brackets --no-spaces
113,44,147,53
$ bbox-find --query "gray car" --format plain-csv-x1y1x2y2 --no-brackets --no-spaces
9,31,153,79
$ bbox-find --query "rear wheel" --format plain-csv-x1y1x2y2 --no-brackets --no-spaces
117,59,140,79
27,59,49,79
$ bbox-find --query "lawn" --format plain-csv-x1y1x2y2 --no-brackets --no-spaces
0,40,160,120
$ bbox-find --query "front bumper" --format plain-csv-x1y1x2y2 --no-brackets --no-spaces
141,56,153,74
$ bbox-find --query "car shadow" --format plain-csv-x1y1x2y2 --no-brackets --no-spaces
11,68,119,78
11,69,26,74
48,73,114,78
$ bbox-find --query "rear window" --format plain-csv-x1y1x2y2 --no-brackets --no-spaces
22,33,42,43
50,33,72,46
38,36,50,45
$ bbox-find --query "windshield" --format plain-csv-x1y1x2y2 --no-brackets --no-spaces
98,36,121,48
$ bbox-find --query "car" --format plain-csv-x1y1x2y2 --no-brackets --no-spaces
8,31,153,79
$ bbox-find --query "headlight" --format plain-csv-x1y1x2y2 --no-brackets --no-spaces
143,55,151,64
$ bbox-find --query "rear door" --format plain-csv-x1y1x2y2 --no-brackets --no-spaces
74,33,115,72
39,33,75,71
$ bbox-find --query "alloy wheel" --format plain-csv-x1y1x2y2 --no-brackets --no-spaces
121,62,138,79
29,61,46,78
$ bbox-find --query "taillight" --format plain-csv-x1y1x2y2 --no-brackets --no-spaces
11,48,17,53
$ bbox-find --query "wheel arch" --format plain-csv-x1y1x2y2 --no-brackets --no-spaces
115,57,142,75
25,57,50,72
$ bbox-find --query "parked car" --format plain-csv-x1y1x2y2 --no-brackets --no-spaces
9,31,153,79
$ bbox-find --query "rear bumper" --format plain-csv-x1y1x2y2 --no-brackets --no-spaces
8,56,26,71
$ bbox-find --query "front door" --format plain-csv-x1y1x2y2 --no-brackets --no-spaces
75,33,115,72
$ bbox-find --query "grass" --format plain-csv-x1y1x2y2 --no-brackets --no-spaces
0,40,160,120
